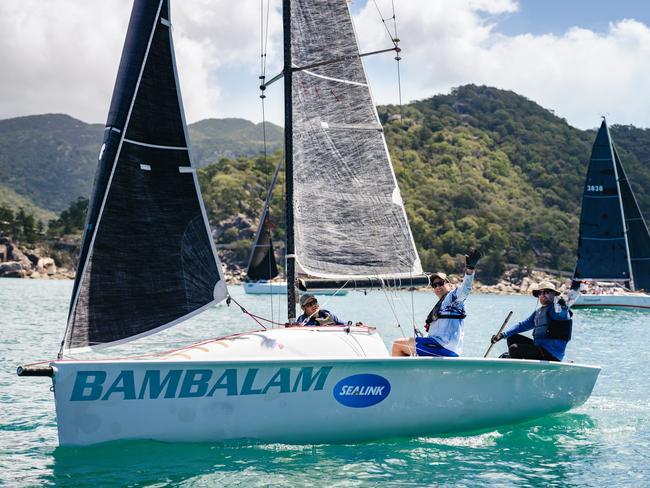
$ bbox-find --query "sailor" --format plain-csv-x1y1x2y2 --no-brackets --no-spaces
491,281,572,361
296,294,345,326
391,248,481,357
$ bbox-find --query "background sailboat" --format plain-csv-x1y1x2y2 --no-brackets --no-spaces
573,119,650,309
17,0,599,446
243,159,347,295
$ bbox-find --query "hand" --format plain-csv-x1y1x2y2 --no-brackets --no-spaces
491,332,504,344
465,248,482,269
424,323,430,332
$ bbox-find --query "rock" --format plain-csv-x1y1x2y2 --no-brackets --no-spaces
30,271,41,279
37,257,57,275
0,261,26,278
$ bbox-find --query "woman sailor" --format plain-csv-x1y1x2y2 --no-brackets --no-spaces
391,249,481,357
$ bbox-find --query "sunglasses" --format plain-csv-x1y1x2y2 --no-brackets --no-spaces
431,281,446,288
303,300,317,307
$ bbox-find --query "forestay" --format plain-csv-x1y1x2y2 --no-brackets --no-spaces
63,0,227,352
290,0,422,280
614,148,650,290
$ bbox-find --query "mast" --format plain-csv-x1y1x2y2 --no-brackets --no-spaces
283,0,296,320
605,119,636,289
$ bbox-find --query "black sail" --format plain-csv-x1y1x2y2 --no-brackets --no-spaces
290,0,423,281
614,148,650,290
574,120,629,283
63,0,226,352
246,159,281,281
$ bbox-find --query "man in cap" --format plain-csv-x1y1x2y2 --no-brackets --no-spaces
296,294,346,326
490,281,572,361
392,248,482,357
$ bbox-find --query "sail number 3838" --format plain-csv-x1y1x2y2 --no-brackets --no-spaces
586,185,603,192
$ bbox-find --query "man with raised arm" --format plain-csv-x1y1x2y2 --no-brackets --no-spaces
392,249,481,357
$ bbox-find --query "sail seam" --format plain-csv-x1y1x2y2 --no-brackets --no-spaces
123,138,188,150
581,237,625,241
301,69,368,87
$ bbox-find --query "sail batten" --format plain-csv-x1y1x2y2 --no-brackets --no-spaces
63,0,226,352
290,0,422,280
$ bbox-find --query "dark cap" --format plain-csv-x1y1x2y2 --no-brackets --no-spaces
299,293,317,307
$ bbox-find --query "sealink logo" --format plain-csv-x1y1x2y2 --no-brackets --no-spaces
333,374,391,408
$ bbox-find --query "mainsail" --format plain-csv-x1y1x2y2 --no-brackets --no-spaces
573,120,650,290
63,0,227,352
290,0,423,281
246,159,281,281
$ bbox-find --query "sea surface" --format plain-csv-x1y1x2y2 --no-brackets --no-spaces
1,278,649,487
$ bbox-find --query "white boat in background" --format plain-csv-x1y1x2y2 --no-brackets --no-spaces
17,0,599,447
573,293,650,309
572,119,650,310
244,280,348,296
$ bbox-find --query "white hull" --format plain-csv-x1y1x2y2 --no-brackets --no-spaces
51,328,600,446
573,293,650,310
243,281,348,296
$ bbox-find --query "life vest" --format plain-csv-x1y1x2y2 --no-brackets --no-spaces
425,292,467,325
532,305,573,342
300,310,335,326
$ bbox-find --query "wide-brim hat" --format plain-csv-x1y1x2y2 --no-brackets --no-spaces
428,272,449,285
532,281,560,297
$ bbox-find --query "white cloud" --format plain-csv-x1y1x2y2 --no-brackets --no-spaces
354,0,650,129
1,0,650,129
0,0,281,124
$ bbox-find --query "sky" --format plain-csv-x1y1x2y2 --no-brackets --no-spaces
1,0,650,130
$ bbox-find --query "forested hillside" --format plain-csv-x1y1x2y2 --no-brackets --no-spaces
2,85,650,280
0,114,283,214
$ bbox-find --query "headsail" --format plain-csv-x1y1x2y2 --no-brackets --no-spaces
614,147,650,290
246,159,282,281
63,0,227,352
574,120,630,284
289,0,423,281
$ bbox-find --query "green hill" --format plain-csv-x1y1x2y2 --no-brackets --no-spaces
379,85,650,274
2,86,650,279
0,114,283,214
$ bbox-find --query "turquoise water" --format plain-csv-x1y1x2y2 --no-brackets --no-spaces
2,278,649,486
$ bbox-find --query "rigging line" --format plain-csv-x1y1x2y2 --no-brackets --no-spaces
226,294,267,330
263,0,271,77
377,276,407,339
371,0,399,48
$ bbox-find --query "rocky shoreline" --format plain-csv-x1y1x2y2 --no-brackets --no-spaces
1,236,571,295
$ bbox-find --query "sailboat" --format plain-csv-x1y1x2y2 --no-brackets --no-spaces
17,0,600,447
572,119,650,310
243,162,347,297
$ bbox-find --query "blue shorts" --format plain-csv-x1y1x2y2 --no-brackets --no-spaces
415,337,458,357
